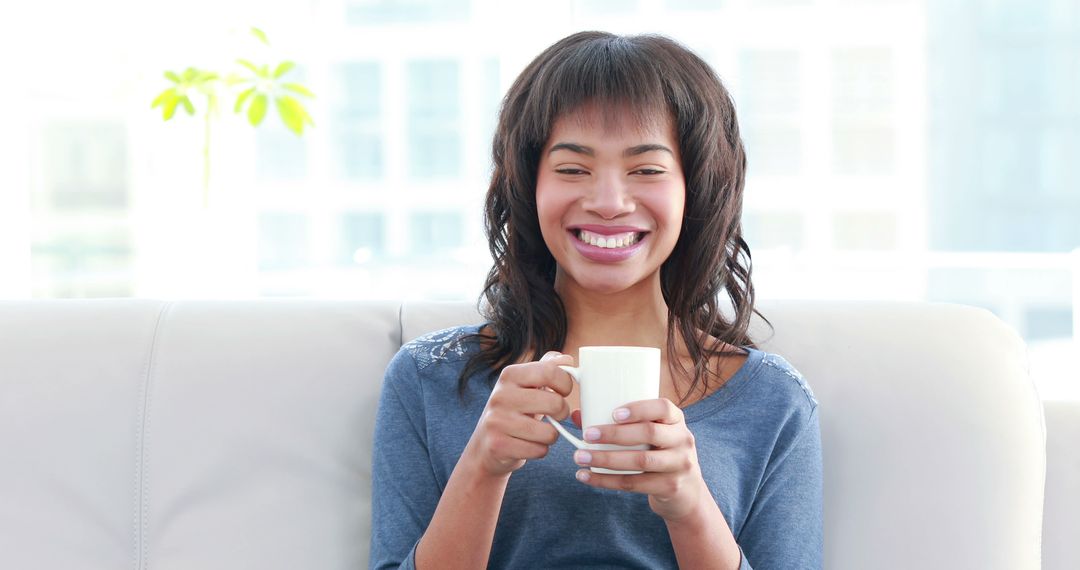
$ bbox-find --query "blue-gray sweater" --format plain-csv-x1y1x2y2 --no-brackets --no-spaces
370,325,822,569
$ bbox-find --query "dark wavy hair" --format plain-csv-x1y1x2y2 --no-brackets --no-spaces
461,31,767,404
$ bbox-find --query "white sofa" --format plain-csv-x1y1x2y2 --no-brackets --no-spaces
0,299,1075,569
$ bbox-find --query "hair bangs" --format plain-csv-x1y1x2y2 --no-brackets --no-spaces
522,34,674,146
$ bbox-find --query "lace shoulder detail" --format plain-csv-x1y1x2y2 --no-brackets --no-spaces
761,353,819,408
404,326,477,371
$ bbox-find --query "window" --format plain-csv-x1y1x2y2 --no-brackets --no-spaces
745,125,802,176
409,211,464,256
740,50,801,117
346,0,470,24
335,62,383,181
258,212,310,270
255,66,310,181
407,61,460,179
832,211,897,250
577,0,640,15
42,121,128,209
30,229,133,298
341,212,385,265
739,50,801,176
833,48,893,117
743,210,804,251
832,125,895,175
1026,305,1074,340
664,0,723,9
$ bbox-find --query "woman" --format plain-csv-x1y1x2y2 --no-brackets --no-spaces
370,31,822,569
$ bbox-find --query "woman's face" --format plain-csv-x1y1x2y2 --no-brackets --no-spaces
535,107,685,295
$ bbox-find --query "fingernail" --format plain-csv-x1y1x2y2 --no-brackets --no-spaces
613,408,630,422
576,470,591,483
584,428,601,442
574,450,592,465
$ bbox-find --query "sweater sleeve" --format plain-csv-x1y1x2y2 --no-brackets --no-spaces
737,406,824,570
368,349,441,570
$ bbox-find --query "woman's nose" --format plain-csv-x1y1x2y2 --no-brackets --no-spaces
582,174,634,219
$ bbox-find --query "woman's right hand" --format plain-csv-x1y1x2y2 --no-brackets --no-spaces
462,351,576,477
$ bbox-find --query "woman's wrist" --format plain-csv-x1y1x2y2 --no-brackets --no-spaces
415,446,512,570
660,479,717,528
460,439,515,482
663,483,742,570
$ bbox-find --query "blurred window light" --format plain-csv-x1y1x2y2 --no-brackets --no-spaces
407,60,460,179
43,121,129,209
832,211,897,251
409,211,464,256
577,0,640,16
341,212,386,265
31,230,133,298
745,125,801,176
832,125,894,175
740,50,801,117
256,67,310,181
664,0,724,10
743,210,804,252
346,0,470,24
4,0,1078,399
258,212,310,270
832,48,893,118
334,62,384,181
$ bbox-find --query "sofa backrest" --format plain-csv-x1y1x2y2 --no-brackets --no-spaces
0,299,1051,569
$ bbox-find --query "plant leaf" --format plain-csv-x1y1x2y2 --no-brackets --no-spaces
275,95,305,135
248,93,268,126
273,61,295,79
234,87,257,113
281,82,314,98
151,88,174,108
224,72,249,86
180,95,195,115
182,67,199,82
163,92,180,120
164,71,181,83
259,64,270,79
251,27,270,45
237,59,259,75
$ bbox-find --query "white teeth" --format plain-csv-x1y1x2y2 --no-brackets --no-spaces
577,229,641,249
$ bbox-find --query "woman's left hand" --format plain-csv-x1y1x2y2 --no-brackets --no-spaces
570,398,711,522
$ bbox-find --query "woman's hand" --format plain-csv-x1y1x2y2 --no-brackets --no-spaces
462,352,575,478
570,398,711,522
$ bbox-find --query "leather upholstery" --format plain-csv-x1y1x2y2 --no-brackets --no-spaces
0,299,1071,569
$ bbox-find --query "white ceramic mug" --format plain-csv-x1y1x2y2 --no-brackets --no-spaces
545,346,661,474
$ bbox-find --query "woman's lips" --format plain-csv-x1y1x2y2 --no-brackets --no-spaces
568,229,648,263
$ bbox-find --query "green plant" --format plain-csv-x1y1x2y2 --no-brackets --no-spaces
151,27,315,207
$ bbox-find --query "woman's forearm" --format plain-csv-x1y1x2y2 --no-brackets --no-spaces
665,494,743,570
414,453,510,570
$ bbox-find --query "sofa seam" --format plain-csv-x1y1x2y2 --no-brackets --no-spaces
133,301,172,570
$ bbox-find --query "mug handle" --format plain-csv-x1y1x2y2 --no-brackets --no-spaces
543,365,587,449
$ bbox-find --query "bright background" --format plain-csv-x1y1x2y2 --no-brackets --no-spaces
0,0,1076,400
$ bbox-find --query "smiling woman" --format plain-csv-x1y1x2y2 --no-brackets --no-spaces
370,31,822,570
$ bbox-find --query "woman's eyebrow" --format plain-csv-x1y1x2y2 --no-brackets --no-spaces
548,142,593,156
547,142,674,157
623,143,674,157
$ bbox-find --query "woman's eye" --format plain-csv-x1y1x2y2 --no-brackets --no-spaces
633,168,665,175
556,168,588,175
